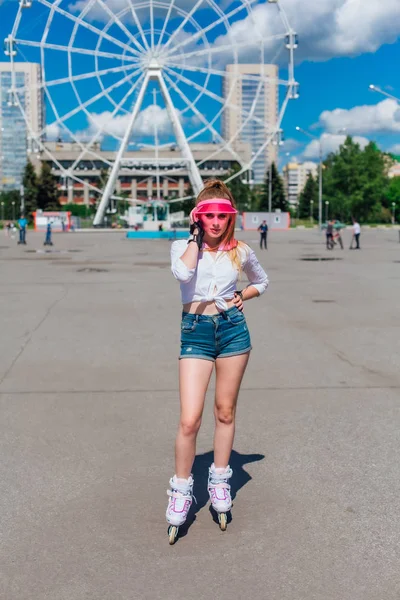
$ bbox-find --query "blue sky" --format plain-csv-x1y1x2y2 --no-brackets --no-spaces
0,0,400,162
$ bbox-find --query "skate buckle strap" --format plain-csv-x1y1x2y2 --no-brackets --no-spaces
167,489,197,504
208,481,230,490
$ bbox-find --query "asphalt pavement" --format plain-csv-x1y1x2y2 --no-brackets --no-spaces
1,227,399,600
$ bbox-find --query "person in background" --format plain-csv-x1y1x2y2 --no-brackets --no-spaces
44,220,53,246
17,214,28,245
333,221,344,249
257,220,268,250
326,219,334,250
350,219,361,250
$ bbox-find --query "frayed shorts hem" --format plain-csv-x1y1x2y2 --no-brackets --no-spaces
179,347,252,362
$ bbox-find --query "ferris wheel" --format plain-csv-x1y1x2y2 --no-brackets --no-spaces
5,0,298,225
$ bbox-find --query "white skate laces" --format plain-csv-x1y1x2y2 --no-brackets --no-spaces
207,464,233,513
166,475,195,527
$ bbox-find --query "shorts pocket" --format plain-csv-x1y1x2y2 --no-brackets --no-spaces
227,309,246,326
181,316,197,332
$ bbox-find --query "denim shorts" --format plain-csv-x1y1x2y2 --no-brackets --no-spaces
180,306,252,361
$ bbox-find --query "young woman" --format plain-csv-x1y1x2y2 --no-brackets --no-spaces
166,179,268,543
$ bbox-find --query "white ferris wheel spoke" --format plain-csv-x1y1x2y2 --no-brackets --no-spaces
48,63,139,89
164,66,269,131
13,38,138,63
165,61,288,86
40,66,142,138
162,0,205,53
70,73,146,171
150,0,155,50
12,92,107,198
155,0,176,53
96,0,148,55
126,0,151,52
191,76,266,169
36,0,141,58
163,71,245,167
163,0,257,59
167,34,286,64
12,62,139,93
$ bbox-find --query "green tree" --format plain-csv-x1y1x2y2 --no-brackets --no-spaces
259,162,287,212
22,160,38,220
298,173,318,219
0,190,21,221
385,176,400,222
322,137,391,223
37,162,60,211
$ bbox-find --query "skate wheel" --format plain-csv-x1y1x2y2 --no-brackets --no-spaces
218,513,227,531
168,525,178,545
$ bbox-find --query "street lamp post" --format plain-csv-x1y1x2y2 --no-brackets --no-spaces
392,202,396,224
369,84,400,103
268,129,284,226
268,161,272,224
20,185,25,214
325,200,329,222
296,126,323,229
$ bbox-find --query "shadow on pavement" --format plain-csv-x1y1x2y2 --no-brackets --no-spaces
177,449,264,538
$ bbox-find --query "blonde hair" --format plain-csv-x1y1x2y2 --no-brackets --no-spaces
196,179,247,271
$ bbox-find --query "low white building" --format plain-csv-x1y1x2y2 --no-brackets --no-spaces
388,161,400,178
30,141,252,206
282,161,318,207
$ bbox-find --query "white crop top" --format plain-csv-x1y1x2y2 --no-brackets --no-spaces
171,240,269,311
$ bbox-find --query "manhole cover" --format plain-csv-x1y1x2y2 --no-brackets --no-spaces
24,249,82,254
300,257,343,261
312,300,335,303
0,246,9,249
77,267,108,273
133,261,169,268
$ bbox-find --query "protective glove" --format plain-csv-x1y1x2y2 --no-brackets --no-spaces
189,220,204,249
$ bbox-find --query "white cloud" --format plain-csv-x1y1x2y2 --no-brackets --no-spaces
388,144,400,155
76,105,175,140
69,0,129,22
281,138,302,153
68,0,400,65
317,99,400,135
69,0,195,24
213,0,400,64
302,134,370,159
45,123,61,141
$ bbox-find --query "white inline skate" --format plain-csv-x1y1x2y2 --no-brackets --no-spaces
166,475,195,545
207,464,233,531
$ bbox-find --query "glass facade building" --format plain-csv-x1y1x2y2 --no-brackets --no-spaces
0,72,27,190
223,64,278,185
241,79,267,184
0,63,43,191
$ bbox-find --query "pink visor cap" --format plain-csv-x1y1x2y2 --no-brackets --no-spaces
194,198,238,216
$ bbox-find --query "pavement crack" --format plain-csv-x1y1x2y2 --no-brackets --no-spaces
0,287,69,386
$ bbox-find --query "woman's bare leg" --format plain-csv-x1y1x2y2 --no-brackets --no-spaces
176,358,214,479
213,352,250,468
